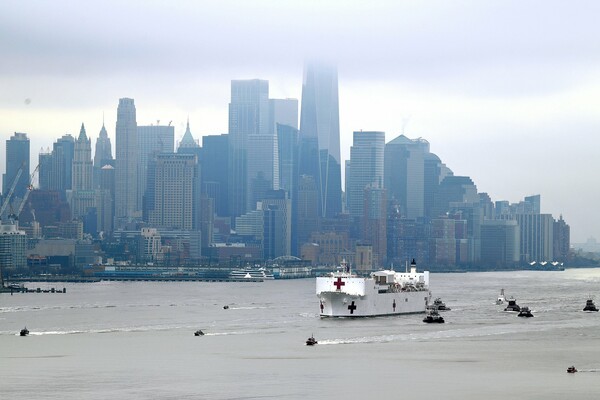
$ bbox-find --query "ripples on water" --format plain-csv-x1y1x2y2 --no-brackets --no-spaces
1,270,600,399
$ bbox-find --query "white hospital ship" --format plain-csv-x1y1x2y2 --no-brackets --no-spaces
316,259,431,317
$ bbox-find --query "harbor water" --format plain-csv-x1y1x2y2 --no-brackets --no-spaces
2,269,600,399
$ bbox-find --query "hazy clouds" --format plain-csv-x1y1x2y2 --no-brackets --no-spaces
2,0,600,241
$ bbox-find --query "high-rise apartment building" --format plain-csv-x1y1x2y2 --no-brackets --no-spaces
346,131,385,217
228,79,269,221
299,63,342,218
115,98,138,226
2,132,30,201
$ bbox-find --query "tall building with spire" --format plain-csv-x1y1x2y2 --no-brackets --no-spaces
70,123,95,223
72,124,93,192
298,63,342,218
93,120,113,189
115,98,138,226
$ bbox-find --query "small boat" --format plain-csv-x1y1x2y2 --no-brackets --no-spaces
504,297,521,312
20,327,29,336
496,289,506,305
583,298,599,312
433,297,450,311
223,305,229,310
306,335,317,346
517,306,534,317
423,307,445,323
567,366,577,373
194,329,204,336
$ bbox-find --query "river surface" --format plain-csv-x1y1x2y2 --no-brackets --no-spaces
2,269,600,399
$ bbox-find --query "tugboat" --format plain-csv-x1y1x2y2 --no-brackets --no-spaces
306,335,318,346
423,307,445,323
194,329,204,336
517,306,534,317
583,298,599,312
433,297,450,311
567,366,577,373
20,327,29,336
504,297,521,312
496,289,506,305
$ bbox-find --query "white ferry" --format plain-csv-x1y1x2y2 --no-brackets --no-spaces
316,259,431,317
229,266,274,280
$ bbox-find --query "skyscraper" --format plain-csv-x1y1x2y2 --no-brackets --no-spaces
72,124,93,192
93,121,113,189
384,134,430,219
298,63,342,218
149,153,199,230
228,79,269,220
346,131,385,217
70,124,95,222
138,124,175,217
2,132,30,200
115,98,138,226
202,134,229,217
268,98,298,135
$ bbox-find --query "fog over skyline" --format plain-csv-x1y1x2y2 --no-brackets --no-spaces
1,0,600,242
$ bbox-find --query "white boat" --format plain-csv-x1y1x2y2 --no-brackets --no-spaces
229,266,274,280
316,259,431,317
496,289,506,305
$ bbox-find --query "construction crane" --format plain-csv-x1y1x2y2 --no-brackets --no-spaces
11,163,40,225
0,165,24,219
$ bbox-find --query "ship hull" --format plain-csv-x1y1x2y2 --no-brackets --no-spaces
318,290,430,317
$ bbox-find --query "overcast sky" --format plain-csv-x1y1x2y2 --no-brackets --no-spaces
1,0,600,242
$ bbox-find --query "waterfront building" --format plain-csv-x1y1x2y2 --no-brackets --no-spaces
3,132,30,202
514,213,554,262
139,227,162,263
298,62,342,218
480,219,520,267
553,215,570,262
386,207,431,267
309,231,348,266
0,223,27,272
115,98,138,227
228,79,269,221
430,217,457,266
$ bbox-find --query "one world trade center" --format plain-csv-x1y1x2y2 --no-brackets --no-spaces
298,63,342,218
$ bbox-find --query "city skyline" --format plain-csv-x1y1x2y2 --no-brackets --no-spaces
2,1,600,242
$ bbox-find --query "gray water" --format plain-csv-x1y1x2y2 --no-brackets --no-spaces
2,269,600,399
